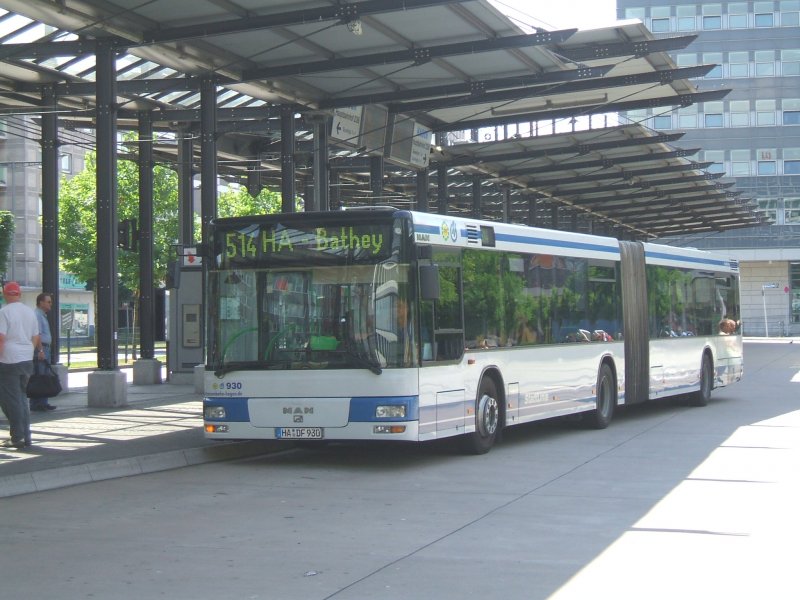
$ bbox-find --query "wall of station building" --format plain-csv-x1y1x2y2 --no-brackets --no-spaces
738,261,799,336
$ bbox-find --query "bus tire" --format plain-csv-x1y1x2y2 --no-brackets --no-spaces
688,354,713,407
462,377,501,455
585,362,615,429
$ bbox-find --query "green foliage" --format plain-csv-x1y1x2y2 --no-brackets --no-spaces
0,210,14,279
58,132,288,293
58,150,181,292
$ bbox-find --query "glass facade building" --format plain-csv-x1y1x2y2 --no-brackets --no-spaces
618,0,800,335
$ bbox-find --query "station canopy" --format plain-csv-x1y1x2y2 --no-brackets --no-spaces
0,0,764,237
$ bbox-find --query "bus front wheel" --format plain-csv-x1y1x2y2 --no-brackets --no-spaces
688,354,713,407
462,378,501,455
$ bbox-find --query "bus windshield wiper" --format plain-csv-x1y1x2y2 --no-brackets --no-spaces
341,345,383,375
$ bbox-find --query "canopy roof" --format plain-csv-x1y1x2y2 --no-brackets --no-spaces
0,0,764,237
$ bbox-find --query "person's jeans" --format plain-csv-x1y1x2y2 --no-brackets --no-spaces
0,361,33,445
29,350,52,410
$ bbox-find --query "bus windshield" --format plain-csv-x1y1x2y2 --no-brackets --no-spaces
207,215,419,376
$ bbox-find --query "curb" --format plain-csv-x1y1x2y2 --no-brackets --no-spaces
0,439,286,499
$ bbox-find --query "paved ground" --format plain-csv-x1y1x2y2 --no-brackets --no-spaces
1,339,797,499
0,366,281,497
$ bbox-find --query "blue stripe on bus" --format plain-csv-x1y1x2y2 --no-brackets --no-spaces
204,397,250,422
349,396,419,422
414,223,619,255
644,250,729,268
496,233,619,254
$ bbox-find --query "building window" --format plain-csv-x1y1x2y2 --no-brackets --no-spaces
731,149,751,176
756,100,777,125
782,49,800,76
59,154,72,173
653,115,672,129
704,102,724,127
677,5,696,30
0,166,6,186
785,199,800,222
730,100,750,126
781,0,800,26
785,148,800,174
758,198,778,222
678,107,697,128
758,149,778,175
728,51,749,77
703,52,723,78
624,7,645,20
755,1,776,26
651,17,670,32
704,150,725,174
755,50,776,76
786,110,800,124
728,2,749,27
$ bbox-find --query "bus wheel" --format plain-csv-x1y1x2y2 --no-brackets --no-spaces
585,362,615,429
462,378,500,455
688,354,713,407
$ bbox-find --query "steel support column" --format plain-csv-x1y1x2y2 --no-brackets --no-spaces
416,169,429,212
502,186,511,223
200,76,218,244
94,39,118,371
177,127,194,245
551,204,559,230
312,118,329,211
437,165,448,215
370,156,384,206
471,176,481,218
528,197,537,227
40,85,60,362
281,106,295,213
138,110,155,360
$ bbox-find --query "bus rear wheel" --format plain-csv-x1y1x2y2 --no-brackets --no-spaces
584,362,615,429
461,378,500,455
688,354,713,407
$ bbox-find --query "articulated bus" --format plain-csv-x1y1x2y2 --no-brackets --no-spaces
203,208,742,453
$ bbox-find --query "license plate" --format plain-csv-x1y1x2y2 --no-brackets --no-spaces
275,427,324,440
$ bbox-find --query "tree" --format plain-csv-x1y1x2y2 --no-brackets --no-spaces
58,150,180,293
0,210,14,281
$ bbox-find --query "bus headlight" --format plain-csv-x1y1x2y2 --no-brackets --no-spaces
376,405,406,418
204,406,226,419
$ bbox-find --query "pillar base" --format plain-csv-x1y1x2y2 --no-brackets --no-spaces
88,370,128,408
133,358,162,385
194,364,205,395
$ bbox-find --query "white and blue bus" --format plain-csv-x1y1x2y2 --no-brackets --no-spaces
203,208,742,453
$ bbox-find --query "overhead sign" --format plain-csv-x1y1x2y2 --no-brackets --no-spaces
331,106,363,145
410,123,432,168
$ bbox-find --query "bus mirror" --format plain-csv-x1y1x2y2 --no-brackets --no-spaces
420,265,440,300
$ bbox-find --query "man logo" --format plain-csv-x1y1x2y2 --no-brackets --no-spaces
294,415,304,423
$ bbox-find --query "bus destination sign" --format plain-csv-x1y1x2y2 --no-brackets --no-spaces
218,223,392,265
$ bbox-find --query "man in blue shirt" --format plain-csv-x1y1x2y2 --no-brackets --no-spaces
30,292,57,411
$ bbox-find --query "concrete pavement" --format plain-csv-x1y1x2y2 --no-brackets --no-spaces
2,338,797,499
0,366,282,498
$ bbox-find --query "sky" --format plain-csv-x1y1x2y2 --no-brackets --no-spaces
490,0,620,32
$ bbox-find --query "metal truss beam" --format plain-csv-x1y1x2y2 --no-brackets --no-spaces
548,171,724,196
141,0,473,45
437,132,685,168
499,148,701,178
431,89,730,132
555,35,698,62
532,161,714,185
319,64,612,110
242,29,575,82
389,64,714,114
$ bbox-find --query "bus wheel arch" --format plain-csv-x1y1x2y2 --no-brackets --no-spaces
688,350,714,407
584,359,617,429
461,369,504,455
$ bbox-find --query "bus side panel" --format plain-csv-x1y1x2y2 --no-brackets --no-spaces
418,345,624,439
649,337,709,398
